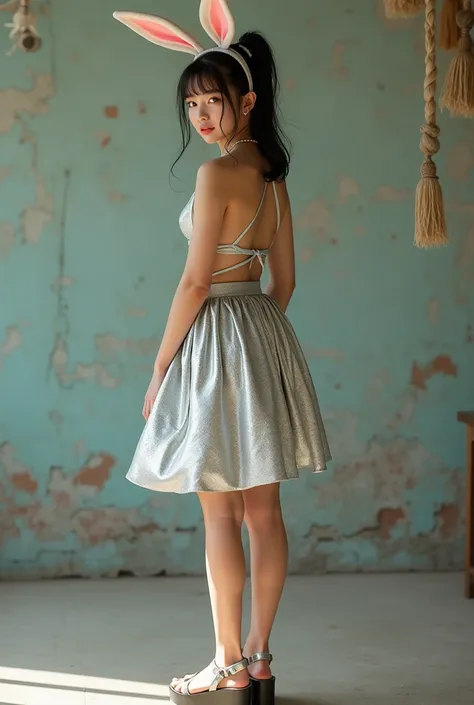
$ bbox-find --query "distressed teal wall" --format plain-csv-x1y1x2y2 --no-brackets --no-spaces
1,0,473,579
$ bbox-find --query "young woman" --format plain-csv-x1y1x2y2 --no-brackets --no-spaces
114,3,331,704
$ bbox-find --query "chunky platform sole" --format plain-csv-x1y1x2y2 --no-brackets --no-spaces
250,676,275,705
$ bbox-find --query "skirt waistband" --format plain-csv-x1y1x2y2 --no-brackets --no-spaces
208,281,262,298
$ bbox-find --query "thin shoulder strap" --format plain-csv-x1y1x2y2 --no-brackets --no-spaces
269,181,281,248
273,181,281,230
233,183,268,246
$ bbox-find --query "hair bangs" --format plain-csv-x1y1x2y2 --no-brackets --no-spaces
180,60,227,99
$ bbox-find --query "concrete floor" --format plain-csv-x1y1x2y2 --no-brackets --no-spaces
0,573,473,705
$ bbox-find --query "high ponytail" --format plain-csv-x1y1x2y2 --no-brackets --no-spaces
173,30,290,181
236,31,290,181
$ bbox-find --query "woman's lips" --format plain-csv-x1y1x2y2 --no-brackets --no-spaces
200,127,215,135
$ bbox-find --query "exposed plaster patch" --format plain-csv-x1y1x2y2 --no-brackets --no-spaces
410,355,458,390
0,326,22,369
374,185,410,201
338,176,360,204
0,74,54,134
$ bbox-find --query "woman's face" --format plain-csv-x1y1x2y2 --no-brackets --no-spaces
185,87,241,145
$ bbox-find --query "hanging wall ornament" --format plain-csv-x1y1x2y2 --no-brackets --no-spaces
415,0,448,248
440,0,474,116
439,0,462,50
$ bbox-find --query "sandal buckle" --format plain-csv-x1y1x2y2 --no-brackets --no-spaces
212,663,227,679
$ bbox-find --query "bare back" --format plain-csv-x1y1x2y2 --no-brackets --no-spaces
179,148,295,294
210,152,290,283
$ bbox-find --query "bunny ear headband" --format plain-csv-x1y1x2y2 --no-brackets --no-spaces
113,0,254,91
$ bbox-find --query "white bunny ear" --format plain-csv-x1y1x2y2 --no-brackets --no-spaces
113,12,204,55
199,0,235,48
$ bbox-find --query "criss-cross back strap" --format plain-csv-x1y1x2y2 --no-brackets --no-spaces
232,182,268,247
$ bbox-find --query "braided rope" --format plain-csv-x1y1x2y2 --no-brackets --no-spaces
419,0,439,178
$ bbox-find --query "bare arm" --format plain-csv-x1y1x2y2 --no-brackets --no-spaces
153,161,227,375
265,182,296,313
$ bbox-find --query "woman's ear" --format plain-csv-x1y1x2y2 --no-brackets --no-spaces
242,91,257,115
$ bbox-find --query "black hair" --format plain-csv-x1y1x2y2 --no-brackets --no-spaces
172,31,290,182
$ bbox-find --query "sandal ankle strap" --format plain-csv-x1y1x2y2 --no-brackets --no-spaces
247,652,273,665
209,657,248,691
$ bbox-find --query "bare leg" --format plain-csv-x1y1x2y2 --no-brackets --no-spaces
242,483,288,679
172,490,249,693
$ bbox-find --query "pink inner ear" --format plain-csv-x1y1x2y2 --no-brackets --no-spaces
210,0,229,41
135,18,195,48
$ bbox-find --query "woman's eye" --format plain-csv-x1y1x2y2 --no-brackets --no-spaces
209,97,220,104
186,101,196,109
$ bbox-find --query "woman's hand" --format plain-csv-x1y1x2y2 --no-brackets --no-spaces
142,368,166,421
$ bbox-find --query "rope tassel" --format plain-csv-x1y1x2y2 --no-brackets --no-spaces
440,1,474,117
384,0,424,18
439,0,462,50
415,0,448,248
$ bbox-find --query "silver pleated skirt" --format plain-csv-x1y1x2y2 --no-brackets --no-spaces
126,281,331,493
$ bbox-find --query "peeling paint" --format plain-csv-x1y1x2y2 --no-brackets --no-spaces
100,171,127,203
0,442,31,479
330,42,350,79
109,190,127,203
373,185,410,201
410,355,458,390
51,275,75,293
428,299,440,324
296,435,464,572
297,197,332,240
73,453,115,490
95,131,111,147
377,507,405,539
435,504,459,540
104,106,119,118
0,166,12,182
338,176,360,204
11,471,38,494
21,172,54,244
50,338,121,388
0,74,54,133
95,334,159,358
0,326,22,368
125,307,147,318
0,448,168,564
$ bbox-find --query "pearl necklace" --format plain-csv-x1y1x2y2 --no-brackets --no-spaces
229,138,258,152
